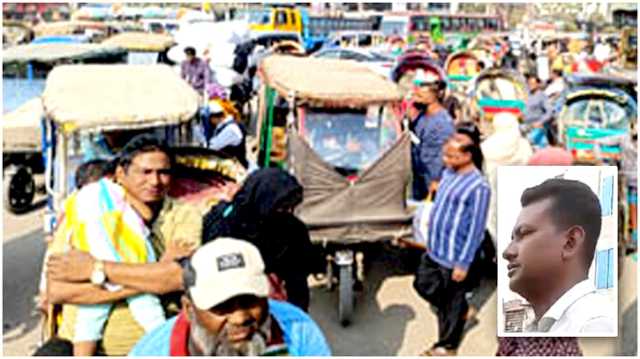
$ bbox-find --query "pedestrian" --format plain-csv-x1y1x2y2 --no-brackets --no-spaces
502,179,615,334
202,168,320,312
181,46,211,94
205,99,248,168
544,68,566,101
524,73,555,146
409,70,455,200
481,112,533,248
413,124,491,356
129,238,331,356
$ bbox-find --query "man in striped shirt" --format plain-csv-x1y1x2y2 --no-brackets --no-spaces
413,127,491,356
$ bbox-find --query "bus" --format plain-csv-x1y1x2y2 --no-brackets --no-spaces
380,12,504,44
236,6,377,52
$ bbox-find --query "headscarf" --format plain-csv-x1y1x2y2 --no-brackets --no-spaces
202,168,305,270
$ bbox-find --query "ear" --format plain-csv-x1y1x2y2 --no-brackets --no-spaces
114,165,125,183
182,295,194,321
561,225,586,261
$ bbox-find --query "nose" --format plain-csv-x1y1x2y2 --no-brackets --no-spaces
502,241,517,262
227,308,255,327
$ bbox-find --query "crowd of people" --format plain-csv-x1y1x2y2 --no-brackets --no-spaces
27,17,637,357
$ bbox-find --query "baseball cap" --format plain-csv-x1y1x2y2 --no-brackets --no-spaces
187,237,270,310
208,100,224,116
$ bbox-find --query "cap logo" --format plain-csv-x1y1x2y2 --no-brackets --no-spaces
217,253,246,271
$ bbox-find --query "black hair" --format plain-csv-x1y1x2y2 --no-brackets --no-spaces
74,159,113,189
552,69,563,77
455,122,484,171
526,73,541,84
521,178,602,269
116,133,173,172
184,46,196,56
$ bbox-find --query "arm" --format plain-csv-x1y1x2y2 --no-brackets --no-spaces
454,185,491,271
539,94,554,125
47,250,185,295
48,279,140,305
421,120,454,181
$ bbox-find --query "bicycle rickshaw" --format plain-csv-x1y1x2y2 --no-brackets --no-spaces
40,64,247,353
255,56,412,325
3,42,126,213
101,32,176,65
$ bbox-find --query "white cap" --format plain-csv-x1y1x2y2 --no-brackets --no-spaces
188,238,269,310
208,101,224,115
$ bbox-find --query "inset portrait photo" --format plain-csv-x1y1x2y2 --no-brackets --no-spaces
497,166,618,337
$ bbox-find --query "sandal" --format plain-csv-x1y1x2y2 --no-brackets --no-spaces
421,347,457,356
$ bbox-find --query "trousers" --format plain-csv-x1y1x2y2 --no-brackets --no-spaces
413,254,469,350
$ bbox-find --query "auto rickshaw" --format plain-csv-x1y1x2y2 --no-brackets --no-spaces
2,42,127,213
255,56,412,325
101,32,176,65
39,64,247,352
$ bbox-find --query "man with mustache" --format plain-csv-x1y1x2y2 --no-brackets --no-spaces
129,237,331,356
503,178,615,334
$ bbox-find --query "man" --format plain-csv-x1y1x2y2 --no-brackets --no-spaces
206,99,247,168
413,124,491,356
503,178,615,334
129,237,331,356
544,68,566,100
44,134,201,355
409,70,455,200
524,74,555,146
181,47,211,93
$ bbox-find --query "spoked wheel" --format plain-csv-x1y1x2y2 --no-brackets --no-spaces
4,165,35,214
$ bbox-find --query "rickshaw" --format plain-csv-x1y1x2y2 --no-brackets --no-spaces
444,50,482,93
256,56,412,325
40,64,247,352
33,21,119,43
556,74,637,165
101,32,176,65
2,43,127,213
468,68,528,137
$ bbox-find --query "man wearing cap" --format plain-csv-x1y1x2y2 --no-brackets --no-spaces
206,99,248,168
129,238,331,356
409,70,455,200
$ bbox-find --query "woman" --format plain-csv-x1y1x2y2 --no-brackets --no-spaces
202,168,320,311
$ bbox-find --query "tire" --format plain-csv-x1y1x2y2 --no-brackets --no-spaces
4,165,35,214
338,264,354,326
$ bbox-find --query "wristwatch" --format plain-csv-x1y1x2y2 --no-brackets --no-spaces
90,260,106,286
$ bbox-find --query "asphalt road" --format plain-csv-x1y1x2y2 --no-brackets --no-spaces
2,204,637,356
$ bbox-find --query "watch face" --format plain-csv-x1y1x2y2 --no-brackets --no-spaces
91,270,106,285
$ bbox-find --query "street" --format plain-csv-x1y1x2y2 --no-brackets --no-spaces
2,204,636,356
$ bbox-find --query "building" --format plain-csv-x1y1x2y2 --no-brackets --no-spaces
503,299,535,333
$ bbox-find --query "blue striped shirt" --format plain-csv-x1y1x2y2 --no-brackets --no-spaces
427,168,491,271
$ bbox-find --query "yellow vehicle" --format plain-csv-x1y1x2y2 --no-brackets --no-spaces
242,6,302,34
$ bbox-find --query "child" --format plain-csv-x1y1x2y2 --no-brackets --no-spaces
413,123,491,356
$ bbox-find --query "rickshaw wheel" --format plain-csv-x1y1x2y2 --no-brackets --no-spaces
338,264,354,326
4,165,35,214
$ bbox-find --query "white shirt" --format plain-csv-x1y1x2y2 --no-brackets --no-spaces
526,280,615,335
544,78,565,98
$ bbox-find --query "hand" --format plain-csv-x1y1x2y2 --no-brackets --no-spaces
428,181,439,198
35,291,48,314
451,266,468,282
47,250,95,282
161,240,196,262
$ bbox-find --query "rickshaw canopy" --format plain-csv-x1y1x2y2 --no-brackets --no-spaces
102,32,175,52
2,43,125,64
2,97,43,152
42,64,200,134
33,21,113,37
259,55,402,108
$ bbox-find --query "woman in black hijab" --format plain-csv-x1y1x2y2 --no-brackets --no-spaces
202,168,318,311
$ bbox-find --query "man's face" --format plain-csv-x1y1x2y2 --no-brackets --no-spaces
527,77,539,92
186,53,195,62
502,198,566,298
415,85,438,105
116,150,171,204
187,295,269,356
442,135,472,170
209,113,225,126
